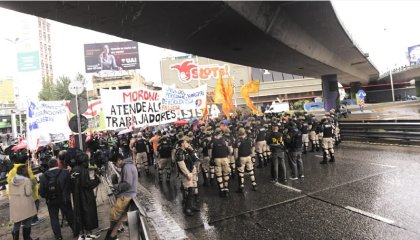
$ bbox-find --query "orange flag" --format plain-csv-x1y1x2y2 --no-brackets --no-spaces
213,74,226,104
240,80,261,114
202,103,208,121
226,76,236,114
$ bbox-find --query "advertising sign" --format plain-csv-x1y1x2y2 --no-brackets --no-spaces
84,41,140,73
161,84,207,111
408,45,420,64
170,60,230,83
17,51,40,72
100,87,178,130
26,100,71,150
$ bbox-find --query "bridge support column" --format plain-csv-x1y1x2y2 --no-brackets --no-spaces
321,74,338,112
350,81,361,100
415,77,420,97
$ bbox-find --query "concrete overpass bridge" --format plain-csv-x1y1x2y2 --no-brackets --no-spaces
0,1,379,110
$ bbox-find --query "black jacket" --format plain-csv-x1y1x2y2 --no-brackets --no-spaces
39,167,72,204
71,164,100,231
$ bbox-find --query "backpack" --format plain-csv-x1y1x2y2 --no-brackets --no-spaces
135,139,147,152
45,170,63,205
291,129,303,149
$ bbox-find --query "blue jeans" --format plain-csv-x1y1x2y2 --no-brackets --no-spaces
290,150,304,177
271,151,286,181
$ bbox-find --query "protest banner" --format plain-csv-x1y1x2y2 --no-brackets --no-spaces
101,87,178,130
66,99,106,132
161,84,207,111
26,100,71,150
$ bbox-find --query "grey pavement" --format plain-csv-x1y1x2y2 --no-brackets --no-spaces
136,141,420,240
0,180,129,240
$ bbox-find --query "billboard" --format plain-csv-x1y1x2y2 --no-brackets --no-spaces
408,45,420,64
84,41,140,73
17,51,40,72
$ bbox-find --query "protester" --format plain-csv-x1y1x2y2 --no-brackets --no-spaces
71,152,101,239
39,158,75,240
9,165,39,240
105,153,138,240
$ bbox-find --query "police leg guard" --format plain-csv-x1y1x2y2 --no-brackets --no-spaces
316,142,320,152
256,153,263,168
237,170,245,193
166,168,171,183
216,175,224,197
320,152,328,164
263,152,269,166
183,188,195,216
303,143,308,154
329,149,335,162
192,188,200,211
209,166,215,186
158,169,163,183
222,174,230,197
310,141,315,152
230,162,236,179
202,170,209,186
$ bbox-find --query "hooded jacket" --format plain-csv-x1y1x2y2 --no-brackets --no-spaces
9,175,37,222
7,163,39,201
116,158,138,198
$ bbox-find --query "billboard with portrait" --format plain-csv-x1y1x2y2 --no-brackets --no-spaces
84,41,140,73
408,44,420,64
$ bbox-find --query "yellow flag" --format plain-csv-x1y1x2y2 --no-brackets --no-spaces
226,76,236,113
202,102,208,121
240,80,261,114
213,74,226,104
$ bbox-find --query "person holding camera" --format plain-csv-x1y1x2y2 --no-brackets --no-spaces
105,153,138,240
39,159,75,240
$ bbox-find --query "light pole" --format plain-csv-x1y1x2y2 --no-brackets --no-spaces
383,28,395,102
389,68,395,102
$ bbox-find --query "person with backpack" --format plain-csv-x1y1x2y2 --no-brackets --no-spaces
39,159,75,240
286,122,304,180
157,135,173,183
134,134,150,176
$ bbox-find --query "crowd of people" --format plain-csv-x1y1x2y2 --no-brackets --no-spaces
1,108,342,239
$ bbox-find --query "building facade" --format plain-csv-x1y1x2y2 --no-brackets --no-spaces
89,71,146,99
38,17,53,81
160,55,323,111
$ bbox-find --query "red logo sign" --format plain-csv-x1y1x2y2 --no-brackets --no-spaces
170,60,230,83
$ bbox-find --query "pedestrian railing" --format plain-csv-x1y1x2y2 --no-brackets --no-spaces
339,120,420,145
105,162,151,240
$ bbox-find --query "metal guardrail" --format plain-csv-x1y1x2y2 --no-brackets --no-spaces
339,120,420,145
379,62,420,79
106,162,151,240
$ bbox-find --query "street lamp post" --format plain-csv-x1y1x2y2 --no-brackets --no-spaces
389,69,395,102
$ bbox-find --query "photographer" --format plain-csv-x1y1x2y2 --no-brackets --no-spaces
105,153,138,240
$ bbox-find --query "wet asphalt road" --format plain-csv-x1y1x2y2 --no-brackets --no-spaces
136,142,420,240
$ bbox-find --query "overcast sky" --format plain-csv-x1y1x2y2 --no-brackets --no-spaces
1,1,420,90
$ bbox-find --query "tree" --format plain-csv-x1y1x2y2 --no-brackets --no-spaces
55,75,73,100
38,78,57,100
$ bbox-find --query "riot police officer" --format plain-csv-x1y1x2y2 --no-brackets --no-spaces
320,114,335,164
157,136,172,183
309,116,320,152
209,128,231,197
175,139,200,216
199,131,212,186
255,122,268,168
234,128,257,192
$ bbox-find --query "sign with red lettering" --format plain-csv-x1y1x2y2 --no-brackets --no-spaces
100,87,177,130
170,60,230,83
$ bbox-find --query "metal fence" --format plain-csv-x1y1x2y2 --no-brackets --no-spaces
105,162,151,240
339,120,420,145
